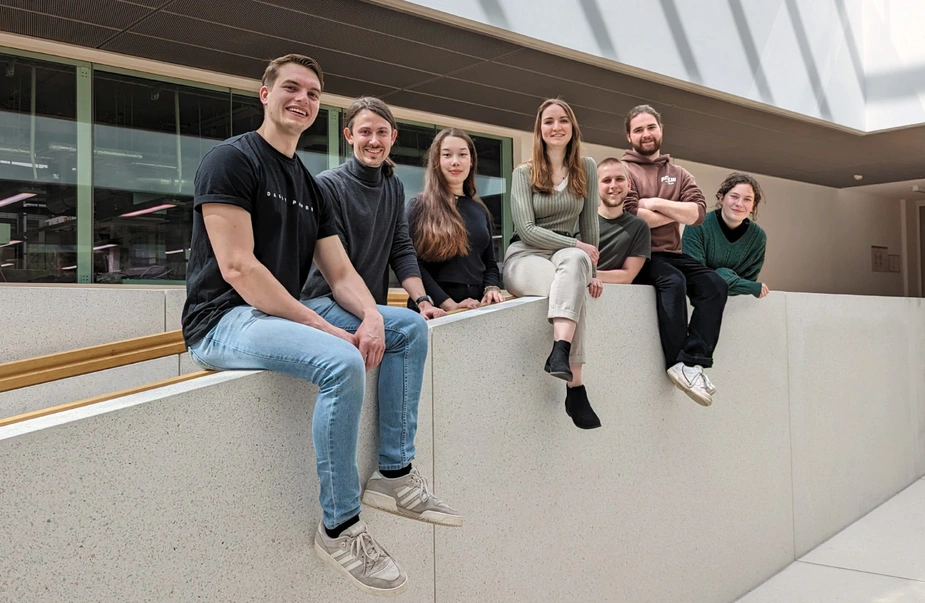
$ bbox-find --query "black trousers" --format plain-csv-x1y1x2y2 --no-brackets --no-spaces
634,252,728,369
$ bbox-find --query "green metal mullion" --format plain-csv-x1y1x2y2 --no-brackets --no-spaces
501,137,513,256
76,65,93,284
327,109,341,169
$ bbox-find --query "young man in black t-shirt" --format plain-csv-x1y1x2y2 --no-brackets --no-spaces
182,55,456,597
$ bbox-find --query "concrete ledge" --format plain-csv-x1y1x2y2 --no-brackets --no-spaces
0,289,922,603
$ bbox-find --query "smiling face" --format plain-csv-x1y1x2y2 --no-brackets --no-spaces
259,62,321,136
540,103,573,150
626,112,663,157
598,161,629,208
345,109,398,168
720,182,756,226
438,135,471,193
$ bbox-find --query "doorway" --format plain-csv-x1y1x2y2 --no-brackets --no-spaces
920,204,925,296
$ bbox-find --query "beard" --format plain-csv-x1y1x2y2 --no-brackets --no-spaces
600,194,626,208
631,134,662,155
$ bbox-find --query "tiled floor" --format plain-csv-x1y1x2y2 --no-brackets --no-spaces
737,477,925,602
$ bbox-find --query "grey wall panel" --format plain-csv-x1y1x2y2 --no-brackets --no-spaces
787,293,920,556
0,286,169,363
430,290,794,603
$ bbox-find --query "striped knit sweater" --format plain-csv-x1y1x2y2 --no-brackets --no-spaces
510,156,600,253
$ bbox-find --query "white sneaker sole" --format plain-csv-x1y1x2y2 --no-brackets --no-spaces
667,369,713,407
314,539,408,597
362,490,464,527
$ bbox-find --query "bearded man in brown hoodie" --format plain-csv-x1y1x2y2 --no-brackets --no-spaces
620,105,728,407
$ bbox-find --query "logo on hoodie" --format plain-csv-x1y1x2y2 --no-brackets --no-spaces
660,175,677,185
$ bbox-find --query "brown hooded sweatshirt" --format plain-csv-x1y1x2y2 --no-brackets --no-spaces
622,149,706,253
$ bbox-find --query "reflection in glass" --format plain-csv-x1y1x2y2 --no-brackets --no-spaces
92,71,231,283
232,93,329,176
0,54,78,283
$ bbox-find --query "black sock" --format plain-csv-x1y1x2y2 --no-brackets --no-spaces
325,513,360,539
380,464,412,479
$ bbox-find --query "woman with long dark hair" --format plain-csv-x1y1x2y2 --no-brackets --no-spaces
503,98,602,430
407,128,503,311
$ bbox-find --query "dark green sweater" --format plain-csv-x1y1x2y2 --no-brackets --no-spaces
682,210,767,297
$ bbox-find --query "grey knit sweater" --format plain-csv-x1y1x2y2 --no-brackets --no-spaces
510,156,600,252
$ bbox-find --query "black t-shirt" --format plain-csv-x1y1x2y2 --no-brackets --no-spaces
181,131,337,346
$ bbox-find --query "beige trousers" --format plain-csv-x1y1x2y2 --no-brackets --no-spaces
503,241,592,364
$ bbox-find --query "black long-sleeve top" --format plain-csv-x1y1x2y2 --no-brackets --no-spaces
407,195,501,306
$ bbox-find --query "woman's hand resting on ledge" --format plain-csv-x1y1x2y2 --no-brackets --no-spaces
481,288,504,305
588,277,603,299
441,298,481,311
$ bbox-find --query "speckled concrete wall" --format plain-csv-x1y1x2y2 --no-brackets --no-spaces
0,286,177,363
1,291,923,603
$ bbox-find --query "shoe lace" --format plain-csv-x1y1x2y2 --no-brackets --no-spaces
406,468,432,504
348,529,385,571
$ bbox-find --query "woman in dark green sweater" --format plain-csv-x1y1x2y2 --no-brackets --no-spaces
682,172,768,298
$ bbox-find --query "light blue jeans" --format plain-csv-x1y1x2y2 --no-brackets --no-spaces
187,297,428,528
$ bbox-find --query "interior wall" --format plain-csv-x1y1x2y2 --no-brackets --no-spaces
581,140,906,297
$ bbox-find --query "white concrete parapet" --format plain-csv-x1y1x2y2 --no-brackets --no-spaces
1,288,922,603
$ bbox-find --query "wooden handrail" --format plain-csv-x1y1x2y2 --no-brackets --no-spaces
0,291,514,397
0,331,187,394
0,370,212,428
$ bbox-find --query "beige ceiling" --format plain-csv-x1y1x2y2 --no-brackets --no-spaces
2,0,924,189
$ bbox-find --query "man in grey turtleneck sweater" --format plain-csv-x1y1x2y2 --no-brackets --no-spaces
301,106,444,319
301,97,461,546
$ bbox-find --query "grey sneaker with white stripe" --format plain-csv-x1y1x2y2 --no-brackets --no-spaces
314,520,408,596
362,467,463,527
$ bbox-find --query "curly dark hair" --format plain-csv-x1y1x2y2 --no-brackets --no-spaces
715,172,765,220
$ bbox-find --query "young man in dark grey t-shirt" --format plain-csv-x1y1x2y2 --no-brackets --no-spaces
591,158,650,294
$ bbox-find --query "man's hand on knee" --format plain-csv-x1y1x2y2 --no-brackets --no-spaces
356,315,386,370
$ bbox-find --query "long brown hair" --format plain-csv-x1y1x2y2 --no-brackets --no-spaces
408,128,489,262
530,98,587,198
344,96,397,177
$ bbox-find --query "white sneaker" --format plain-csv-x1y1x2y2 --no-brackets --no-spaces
667,362,713,407
314,520,408,596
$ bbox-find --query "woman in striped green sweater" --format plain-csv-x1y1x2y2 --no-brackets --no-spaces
682,172,768,298
503,98,602,430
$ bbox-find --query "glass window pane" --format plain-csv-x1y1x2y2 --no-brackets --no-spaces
0,53,78,283
470,134,507,262
92,71,232,283
231,93,329,175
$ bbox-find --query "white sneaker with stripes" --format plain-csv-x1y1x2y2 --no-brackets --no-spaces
362,468,463,527
314,520,408,596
